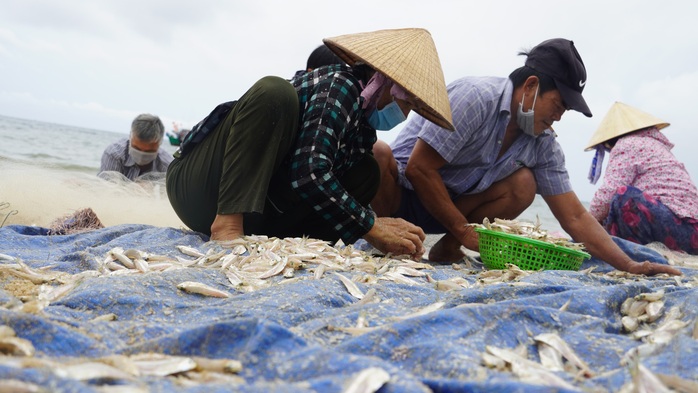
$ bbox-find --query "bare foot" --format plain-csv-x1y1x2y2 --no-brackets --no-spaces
210,213,244,241
427,235,466,263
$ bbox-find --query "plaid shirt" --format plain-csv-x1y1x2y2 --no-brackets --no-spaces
290,65,377,243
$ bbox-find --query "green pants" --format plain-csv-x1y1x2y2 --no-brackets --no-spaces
167,76,300,234
166,76,380,241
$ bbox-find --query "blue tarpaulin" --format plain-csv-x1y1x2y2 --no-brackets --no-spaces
0,224,696,392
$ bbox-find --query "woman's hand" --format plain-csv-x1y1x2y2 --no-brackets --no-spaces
364,217,426,260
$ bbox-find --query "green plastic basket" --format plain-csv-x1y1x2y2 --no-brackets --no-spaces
475,228,590,271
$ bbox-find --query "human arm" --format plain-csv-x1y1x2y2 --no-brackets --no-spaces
99,144,126,174
404,138,479,250
290,70,424,256
544,191,681,275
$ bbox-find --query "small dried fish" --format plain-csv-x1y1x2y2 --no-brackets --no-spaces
558,297,573,312
0,325,16,338
313,264,326,280
391,266,426,277
54,361,135,381
626,300,649,318
326,324,378,336
630,363,672,393
434,279,465,292
0,253,16,262
382,271,420,286
656,372,698,393
392,302,445,321
176,245,205,258
91,313,117,322
481,351,507,370
257,257,288,279
192,356,243,374
133,258,149,273
177,281,231,298
534,333,593,377
485,345,578,391
0,336,35,356
0,378,47,393
354,288,377,306
537,342,564,371
622,316,640,333
645,301,665,323
343,367,390,393
635,290,664,302
109,248,135,269
475,218,585,250
130,354,197,377
335,273,364,299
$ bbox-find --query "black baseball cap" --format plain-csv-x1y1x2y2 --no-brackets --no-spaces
525,38,592,117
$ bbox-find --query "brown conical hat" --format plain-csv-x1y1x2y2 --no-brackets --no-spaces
584,101,670,151
323,28,454,131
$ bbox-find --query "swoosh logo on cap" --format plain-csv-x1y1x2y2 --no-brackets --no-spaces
579,80,586,87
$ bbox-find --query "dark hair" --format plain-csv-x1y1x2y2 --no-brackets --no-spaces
604,137,619,149
306,44,343,70
508,65,557,94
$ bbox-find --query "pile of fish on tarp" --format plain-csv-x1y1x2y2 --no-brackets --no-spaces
0,223,697,393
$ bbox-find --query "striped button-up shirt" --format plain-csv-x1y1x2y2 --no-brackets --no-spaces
99,137,172,181
392,76,572,198
290,65,377,243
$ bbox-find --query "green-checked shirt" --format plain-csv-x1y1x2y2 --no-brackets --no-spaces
290,65,377,243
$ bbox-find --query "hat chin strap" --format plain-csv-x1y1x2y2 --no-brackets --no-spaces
361,73,389,110
360,72,411,111
587,145,606,184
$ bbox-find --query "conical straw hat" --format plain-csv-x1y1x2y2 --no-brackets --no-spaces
323,28,454,131
584,101,669,151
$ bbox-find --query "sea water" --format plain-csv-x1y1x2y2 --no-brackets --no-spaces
0,114,184,229
0,114,567,234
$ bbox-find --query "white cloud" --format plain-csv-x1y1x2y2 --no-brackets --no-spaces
1,0,698,201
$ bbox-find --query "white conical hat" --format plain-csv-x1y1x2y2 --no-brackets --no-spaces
323,28,454,131
584,101,670,151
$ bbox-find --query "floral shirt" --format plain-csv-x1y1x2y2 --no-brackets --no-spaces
289,65,377,243
590,127,698,221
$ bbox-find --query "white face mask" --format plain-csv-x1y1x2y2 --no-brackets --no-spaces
517,86,539,137
129,146,158,166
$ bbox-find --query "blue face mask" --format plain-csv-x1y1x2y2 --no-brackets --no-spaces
367,100,407,130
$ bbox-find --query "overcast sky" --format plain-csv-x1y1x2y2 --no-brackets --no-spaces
1,0,696,202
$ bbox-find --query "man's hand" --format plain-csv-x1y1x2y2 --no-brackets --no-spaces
457,224,480,252
364,217,426,260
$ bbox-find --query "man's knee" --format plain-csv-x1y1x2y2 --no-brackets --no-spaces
509,168,536,204
372,140,394,169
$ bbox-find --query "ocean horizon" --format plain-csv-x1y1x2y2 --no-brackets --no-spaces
0,113,570,235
